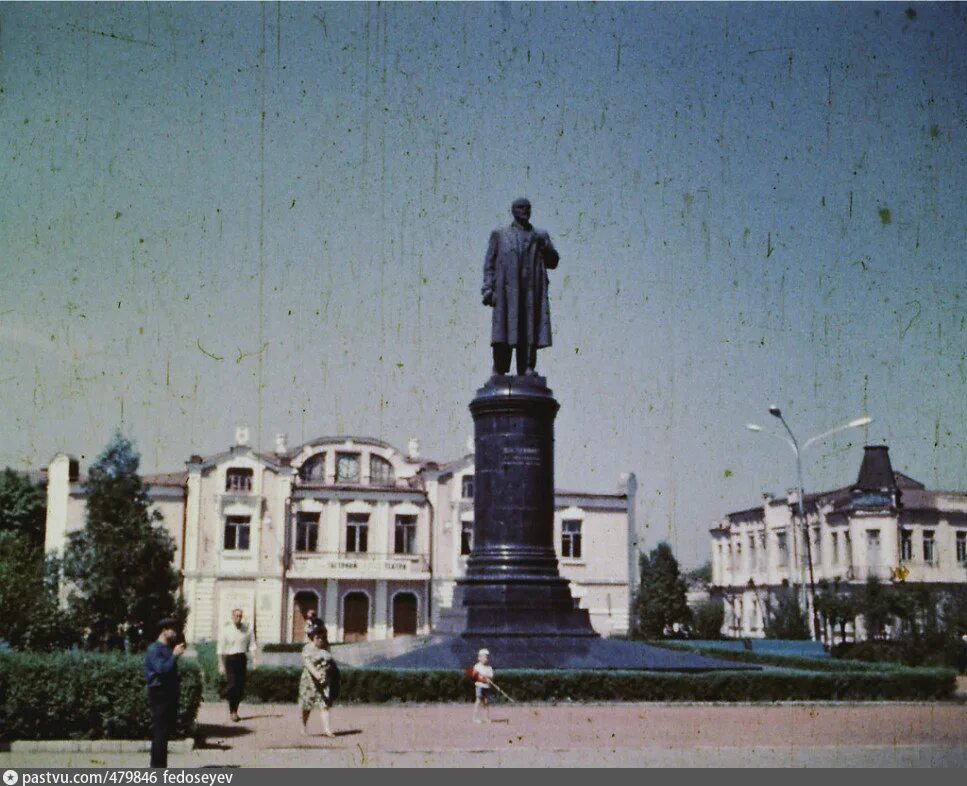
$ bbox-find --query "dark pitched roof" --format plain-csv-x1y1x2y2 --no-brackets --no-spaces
895,472,925,490
855,445,898,492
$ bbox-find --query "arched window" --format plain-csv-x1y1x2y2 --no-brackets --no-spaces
369,455,395,486
299,453,326,482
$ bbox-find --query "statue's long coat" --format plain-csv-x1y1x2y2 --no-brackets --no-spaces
482,223,560,349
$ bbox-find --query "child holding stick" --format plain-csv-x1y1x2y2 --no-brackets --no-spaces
471,648,494,723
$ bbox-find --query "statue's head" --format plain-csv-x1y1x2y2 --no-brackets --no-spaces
511,198,532,224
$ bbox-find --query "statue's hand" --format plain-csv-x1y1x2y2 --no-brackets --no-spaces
482,291,495,307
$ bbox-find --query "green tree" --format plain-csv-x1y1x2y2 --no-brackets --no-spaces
763,587,810,640
0,534,66,649
0,469,67,650
858,577,893,641
0,468,47,544
684,561,712,587
62,432,186,650
633,542,692,639
940,588,967,672
814,580,857,645
691,599,725,640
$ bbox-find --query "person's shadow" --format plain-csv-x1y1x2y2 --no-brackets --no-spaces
302,729,362,738
194,722,253,749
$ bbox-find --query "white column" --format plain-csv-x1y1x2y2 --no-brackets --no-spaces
45,454,71,556
325,579,339,642
374,580,388,639
380,502,392,554
325,500,341,555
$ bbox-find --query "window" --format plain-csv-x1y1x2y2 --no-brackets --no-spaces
299,454,326,482
460,520,473,556
923,530,936,565
561,519,582,559
461,474,475,499
225,468,253,492
867,530,881,572
776,531,788,568
295,513,319,552
336,453,360,483
224,516,251,551
394,515,417,555
346,513,369,553
957,532,967,564
369,455,395,486
811,527,821,565
900,529,913,562
832,531,840,565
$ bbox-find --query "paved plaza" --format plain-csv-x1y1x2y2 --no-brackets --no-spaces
3,701,967,767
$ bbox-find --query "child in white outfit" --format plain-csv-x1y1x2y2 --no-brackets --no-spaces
471,648,494,723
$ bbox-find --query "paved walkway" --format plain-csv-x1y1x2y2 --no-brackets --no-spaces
3,701,967,767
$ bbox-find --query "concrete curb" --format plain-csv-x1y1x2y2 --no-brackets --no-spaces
2,739,195,753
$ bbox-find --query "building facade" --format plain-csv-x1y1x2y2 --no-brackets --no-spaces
710,445,967,640
44,430,637,644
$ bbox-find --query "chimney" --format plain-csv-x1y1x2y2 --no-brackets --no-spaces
407,437,421,460
275,433,288,455
235,425,250,447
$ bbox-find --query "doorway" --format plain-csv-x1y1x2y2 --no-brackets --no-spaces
343,592,369,642
292,591,318,642
392,592,418,636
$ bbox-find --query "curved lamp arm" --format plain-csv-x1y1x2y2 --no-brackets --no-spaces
746,424,796,454
801,416,873,452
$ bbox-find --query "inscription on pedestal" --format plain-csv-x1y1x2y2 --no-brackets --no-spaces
501,445,542,467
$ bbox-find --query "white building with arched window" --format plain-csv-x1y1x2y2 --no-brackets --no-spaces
43,429,637,644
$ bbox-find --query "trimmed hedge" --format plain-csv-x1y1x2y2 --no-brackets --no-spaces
0,651,202,741
261,643,306,653
229,665,955,704
259,642,347,653
833,639,967,671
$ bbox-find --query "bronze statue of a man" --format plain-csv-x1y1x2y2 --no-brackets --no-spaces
482,198,560,376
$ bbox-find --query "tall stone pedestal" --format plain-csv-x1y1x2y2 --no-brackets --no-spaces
457,374,596,637
364,374,758,672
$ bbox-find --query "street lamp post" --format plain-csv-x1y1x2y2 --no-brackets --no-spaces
747,410,873,642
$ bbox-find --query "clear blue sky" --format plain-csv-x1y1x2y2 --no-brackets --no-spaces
1,2,965,567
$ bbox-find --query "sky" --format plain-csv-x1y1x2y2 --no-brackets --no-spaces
1,2,965,568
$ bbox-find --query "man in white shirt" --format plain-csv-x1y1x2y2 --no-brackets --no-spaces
217,608,256,722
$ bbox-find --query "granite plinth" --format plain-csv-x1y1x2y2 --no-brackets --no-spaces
460,374,596,636
365,635,759,671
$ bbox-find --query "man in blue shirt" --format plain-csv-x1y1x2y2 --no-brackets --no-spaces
144,618,186,767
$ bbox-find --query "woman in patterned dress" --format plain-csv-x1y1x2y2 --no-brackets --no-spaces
299,628,335,737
